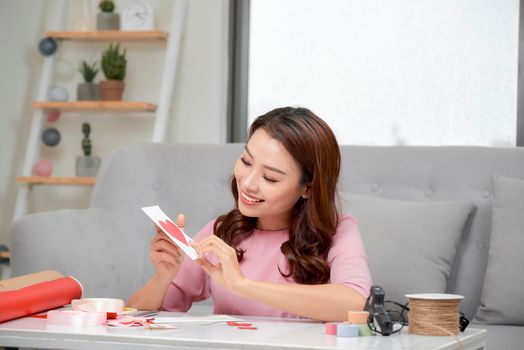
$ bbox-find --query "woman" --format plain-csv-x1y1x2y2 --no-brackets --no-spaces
127,107,371,322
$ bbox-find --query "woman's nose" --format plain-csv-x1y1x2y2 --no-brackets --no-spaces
242,170,259,192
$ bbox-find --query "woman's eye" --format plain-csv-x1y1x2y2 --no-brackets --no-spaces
264,176,278,183
240,157,251,166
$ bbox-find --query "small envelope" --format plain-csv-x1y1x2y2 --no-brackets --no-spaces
141,205,198,260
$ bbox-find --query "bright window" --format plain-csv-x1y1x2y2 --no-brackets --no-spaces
248,0,519,146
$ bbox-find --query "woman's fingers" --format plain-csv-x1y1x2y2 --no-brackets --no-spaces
176,213,185,231
194,236,236,260
153,240,182,259
151,250,180,267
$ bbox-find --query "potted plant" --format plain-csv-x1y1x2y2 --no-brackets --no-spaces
77,60,99,100
99,43,127,100
97,0,120,30
76,122,101,177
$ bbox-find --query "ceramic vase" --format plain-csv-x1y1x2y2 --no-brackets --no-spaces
76,155,101,177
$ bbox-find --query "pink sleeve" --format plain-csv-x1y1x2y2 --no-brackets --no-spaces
327,214,372,298
162,220,215,311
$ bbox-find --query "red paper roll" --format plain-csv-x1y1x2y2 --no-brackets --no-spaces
0,276,82,323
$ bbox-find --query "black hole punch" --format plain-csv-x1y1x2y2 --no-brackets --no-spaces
459,312,470,332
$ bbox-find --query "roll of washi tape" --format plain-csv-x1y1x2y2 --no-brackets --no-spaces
47,310,106,327
71,298,124,313
358,323,374,336
347,311,369,324
336,323,359,337
325,322,338,335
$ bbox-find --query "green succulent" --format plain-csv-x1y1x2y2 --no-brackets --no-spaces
82,122,92,156
78,60,99,83
101,43,127,81
99,0,115,12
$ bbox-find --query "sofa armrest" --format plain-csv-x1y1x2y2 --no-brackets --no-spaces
9,208,145,299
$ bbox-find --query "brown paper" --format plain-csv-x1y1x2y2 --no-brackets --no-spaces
0,270,63,291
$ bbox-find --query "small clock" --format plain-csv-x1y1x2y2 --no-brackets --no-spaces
121,0,154,31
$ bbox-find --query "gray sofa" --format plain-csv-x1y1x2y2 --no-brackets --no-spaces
9,143,524,348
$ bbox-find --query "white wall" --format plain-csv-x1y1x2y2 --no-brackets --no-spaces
0,0,229,244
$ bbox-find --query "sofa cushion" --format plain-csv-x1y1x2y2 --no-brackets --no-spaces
471,323,524,349
474,176,524,325
343,194,474,304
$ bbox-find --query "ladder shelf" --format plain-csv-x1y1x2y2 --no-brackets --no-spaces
33,101,157,112
45,30,168,41
13,0,187,222
16,176,96,186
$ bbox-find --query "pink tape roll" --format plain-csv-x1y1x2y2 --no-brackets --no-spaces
325,322,338,335
47,310,106,327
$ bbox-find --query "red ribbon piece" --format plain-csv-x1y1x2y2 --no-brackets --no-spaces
226,321,257,330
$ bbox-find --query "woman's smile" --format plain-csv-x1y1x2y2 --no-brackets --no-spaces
240,190,264,205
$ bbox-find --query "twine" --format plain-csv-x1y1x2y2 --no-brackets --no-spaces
408,298,460,336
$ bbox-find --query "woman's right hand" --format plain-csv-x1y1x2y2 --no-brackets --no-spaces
150,214,185,281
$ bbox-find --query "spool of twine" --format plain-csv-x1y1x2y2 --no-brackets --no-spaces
406,293,463,336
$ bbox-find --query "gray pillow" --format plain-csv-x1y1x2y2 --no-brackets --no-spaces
474,176,524,325
343,194,474,304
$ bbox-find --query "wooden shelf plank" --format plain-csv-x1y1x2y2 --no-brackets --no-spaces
32,101,157,112
17,176,96,186
45,30,168,41
0,251,10,259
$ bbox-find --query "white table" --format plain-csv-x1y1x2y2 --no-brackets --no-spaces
0,312,486,350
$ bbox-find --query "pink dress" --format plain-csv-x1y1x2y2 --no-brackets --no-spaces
162,214,372,318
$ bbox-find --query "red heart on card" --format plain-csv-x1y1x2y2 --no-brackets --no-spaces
159,219,188,246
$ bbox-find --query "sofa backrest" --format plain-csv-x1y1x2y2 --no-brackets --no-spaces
91,143,524,317
339,146,524,317
91,143,243,293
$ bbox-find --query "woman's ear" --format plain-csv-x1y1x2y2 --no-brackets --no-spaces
301,186,310,198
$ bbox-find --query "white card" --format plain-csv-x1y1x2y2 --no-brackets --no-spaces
141,205,198,260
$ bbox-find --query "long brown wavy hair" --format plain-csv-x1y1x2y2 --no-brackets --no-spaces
213,107,341,284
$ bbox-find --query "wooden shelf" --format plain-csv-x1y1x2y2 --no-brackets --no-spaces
32,101,157,112
0,251,10,259
17,176,96,186
45,30,168,41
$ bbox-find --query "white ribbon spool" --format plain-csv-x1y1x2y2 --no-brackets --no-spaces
71,298,124,313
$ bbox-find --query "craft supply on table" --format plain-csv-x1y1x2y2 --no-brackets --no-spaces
325,322,338,335
0,274,82,323
336,323,360,337
153,314,243,324
405,293,464,336
72,298,124,313
47,310,106,327
347,310,369,324
347,310,373,336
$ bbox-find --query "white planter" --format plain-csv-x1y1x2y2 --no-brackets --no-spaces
97,13,120,30
76,155,101,177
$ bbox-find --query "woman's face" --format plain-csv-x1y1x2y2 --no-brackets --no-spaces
233,128,308,230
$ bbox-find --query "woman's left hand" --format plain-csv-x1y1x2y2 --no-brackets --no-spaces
191,236,247,295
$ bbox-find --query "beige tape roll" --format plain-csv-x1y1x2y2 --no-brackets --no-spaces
71,298,124,313
347,311,369,324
